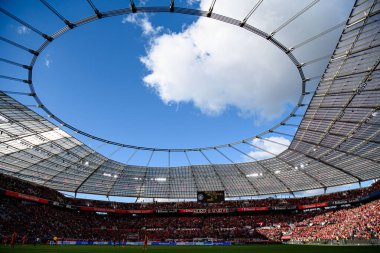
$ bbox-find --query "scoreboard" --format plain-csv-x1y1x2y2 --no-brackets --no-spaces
197,191,225,203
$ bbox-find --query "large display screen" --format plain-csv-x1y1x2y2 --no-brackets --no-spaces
197,191,225,203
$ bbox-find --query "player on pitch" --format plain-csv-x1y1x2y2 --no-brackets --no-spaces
10,231,17,248
143,235,148,251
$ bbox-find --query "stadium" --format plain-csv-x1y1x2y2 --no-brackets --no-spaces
0,0,379,252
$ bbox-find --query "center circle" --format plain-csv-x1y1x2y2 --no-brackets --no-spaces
31,8,302,151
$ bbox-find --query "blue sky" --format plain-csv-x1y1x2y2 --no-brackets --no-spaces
1,0,366,201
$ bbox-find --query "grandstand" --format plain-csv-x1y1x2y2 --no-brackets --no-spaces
0,0,379,252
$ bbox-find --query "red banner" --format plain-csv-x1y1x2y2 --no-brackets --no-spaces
79,206,153,214
178,208,232,214
79,206,126,213
126,209,154,214
297,202,328,210
237,207,269,212
5,190,49,204
178,209,195,213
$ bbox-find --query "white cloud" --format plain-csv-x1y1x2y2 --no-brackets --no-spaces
247,136,290,160
138,0,149,6
122,13,163,36
140,19,299,121
17,25,30,35
186,0,200,6
44,54,52,68
139,0,352,123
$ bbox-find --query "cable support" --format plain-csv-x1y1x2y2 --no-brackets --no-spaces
170,0,174,12
109,146,124,157
134,150,155,199
16,133,104,182
184,151,192,166
230,145,294,194
242,141,327,188
271,0,319,37
292,136,379,165
86,0,102,18
292,20,346,49
303,127,378,163
269,130,295,138
168,150,171,167
126,149,139,164
283,123,300,127
130,0,137,13
44,139,108,184
0,58,30,69
146,150,155,167
240,0,263,27
207,0,216,17
290,147,363,181
100,146,125,197
0,127,67,146
307,75,323,81
199,149,227,190
105,147,139,197
302,54,333,66
0,91,32,96
39,0,75,28
0,37,38,55
73,143,119,194
0,75,30,84
184,151,200,192
0,7,53,41
86,0,97,12
214,147,260,194
257,137,362,181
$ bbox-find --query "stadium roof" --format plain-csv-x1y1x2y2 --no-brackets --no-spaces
0,0,379,199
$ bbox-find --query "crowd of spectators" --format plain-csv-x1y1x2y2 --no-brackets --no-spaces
1,196,379,243
257,199,380,241
1,173,380,243
1,173,379,211
0,197,266,242
0,174,65,203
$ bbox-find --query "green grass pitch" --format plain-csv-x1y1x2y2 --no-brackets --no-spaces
0,245,379,253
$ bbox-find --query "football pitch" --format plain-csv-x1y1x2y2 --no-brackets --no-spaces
0,245,379,253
